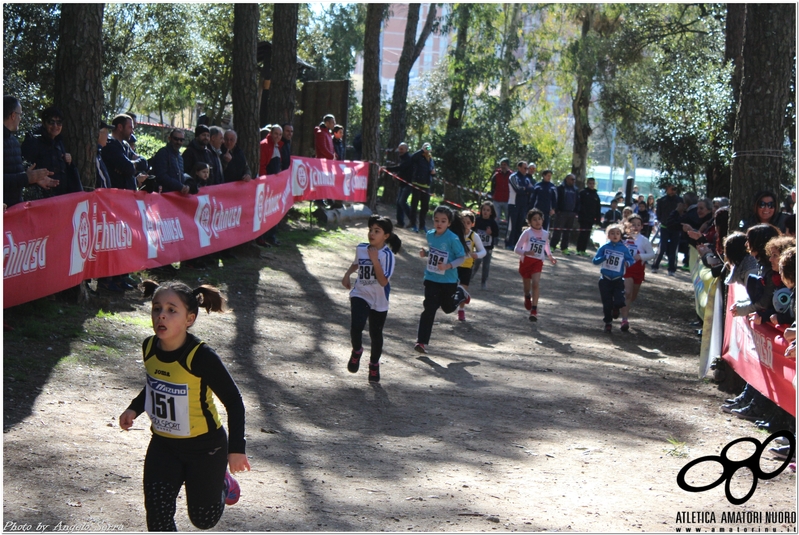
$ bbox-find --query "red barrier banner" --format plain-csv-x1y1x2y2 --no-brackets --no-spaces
721,283,796,416
4,171,294,308
290,157,369,201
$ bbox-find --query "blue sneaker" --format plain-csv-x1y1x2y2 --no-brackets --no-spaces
411,227,419,233
224,471,240,505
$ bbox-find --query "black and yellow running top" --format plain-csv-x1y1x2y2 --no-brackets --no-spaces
127,333,246,454
462,230,476,269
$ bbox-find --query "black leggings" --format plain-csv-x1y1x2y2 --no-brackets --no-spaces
350,297,388,363
416,280,458,345
143,427,229,531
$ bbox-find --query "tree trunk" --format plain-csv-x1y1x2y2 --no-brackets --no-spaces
570,13,594,185
499,2,523,119
232,4,260,176
729,4,795,228
53,4,104,190
266,4,299,126
705,4,746,199
446,4,471,133
362,4,387,210
383,3,437,203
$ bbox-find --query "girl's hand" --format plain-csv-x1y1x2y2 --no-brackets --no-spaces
769,314,779,325
437,260,448,272
341,274,351,289
786,341,796,359
729,303,739,315
419,248,426,258
367,246,380,263
470,252,479,259
228,453,251,473
486,227,492,235
634,254,641,261
119,409,137,430
784,327,796,342
549,257,558,265
64,153,72,165
750,313,762,325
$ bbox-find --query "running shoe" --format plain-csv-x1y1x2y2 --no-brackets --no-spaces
348,348,363,373
414,343,427,354
224,471,240,505
524,294,532,311
604,323,612,333
457,309,465,321
529,308,538,322
411,227,419,233
769,445,795,461
620,319,629,332
453,285,470,308
561,249,571,256
368,362,380,383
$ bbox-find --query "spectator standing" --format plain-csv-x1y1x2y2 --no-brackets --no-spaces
550,173,580,255
408,142,436,233
602,196,623,228
740,190,788,232
95,120,113,189
150,129,187,194
3,95,57,206
20,106,81,198
530,169,558,231
489,158,512,224
651,184,681,274
385,142,413,227
222,130,252,183
576,177,602,256
314,114,336,160
181,125,215,186
102,114,148,191
333,125,345,160
507,161,533,249
207,126,225,186
279,124,293,171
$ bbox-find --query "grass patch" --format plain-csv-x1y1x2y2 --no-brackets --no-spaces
95,309,151,328
664,436,688,458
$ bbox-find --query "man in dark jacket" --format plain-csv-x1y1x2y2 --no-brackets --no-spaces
182,124,216,185
102,114,148,191
222,129,252,183
3,95,57,207
386,142,413,227
151,128,187,193
530,169,558,231
207,126,225,186
507,161,534,248
652,184,682,275
279,124,293,171
576,177,602,256
95,120,113,190
409,142,436,232
21,106,82,198
550,173,580,254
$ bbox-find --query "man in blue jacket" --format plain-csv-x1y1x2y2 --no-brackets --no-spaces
530,169,558,231
150,129,187,193
101,114,148,191
385,142,413,227
507,161,534,248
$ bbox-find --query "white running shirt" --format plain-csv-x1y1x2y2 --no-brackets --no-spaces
349,243,395,312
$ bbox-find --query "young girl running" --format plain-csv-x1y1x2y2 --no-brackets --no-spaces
473,201,500,290
341,215,402,382
514,208,557,321
619,214,655,330
414,205,469,353
119,281,250,531
457,210,486,321
593,224,636,332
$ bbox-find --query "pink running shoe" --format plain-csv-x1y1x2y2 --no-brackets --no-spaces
224,471,240,505
458,309,466,321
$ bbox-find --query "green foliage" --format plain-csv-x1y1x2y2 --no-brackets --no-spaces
3,4,60,133
297,4,366,81
131,133,163,161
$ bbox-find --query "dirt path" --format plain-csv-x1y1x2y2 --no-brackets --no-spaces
3,212,796,532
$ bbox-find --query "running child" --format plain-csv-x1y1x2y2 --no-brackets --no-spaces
457,210,486,321
414,205,469,353
619,214,655,330
592,224,635,332
514,208,557,321
119,281,250,531
473,201,500,290
341,215,402,382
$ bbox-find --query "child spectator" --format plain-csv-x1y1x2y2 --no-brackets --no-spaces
602,197,623,228
770,247,795,327
514,208,557,322
730,224,781,318
473,201,500,290
593,224,635,332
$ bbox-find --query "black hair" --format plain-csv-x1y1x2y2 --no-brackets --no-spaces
479,201,497,219
526,207,544,222
460,210,475,224
516,160,527,168
723,232,748,265
4,95,20,120
499,157,509,165
714,207,730,242
192,162,211,176
785,213,796,236
195,124,210,136
367,214,402,253
433,205,468,251
112,114,132,129
333,125,344,134
40,106,62,122
779,247,796,284
746,223,781,264
141,280,224,317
